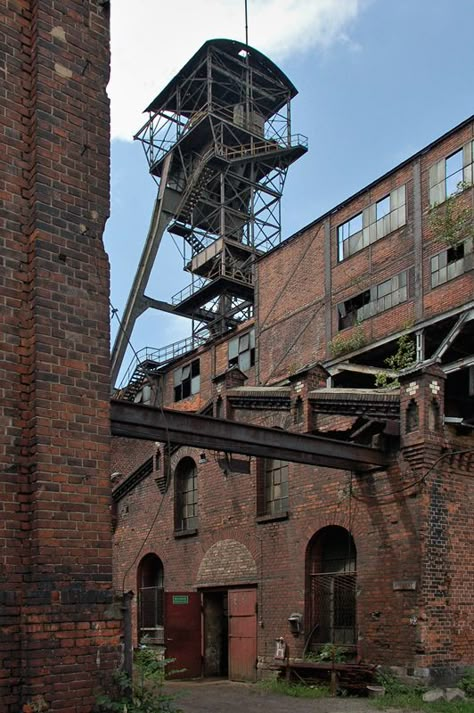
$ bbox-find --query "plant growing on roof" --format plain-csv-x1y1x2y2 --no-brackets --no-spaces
429,180,474,248
375,333,416,389
328,324,367,359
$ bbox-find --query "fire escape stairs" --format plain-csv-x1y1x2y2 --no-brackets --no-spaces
119,359,160,402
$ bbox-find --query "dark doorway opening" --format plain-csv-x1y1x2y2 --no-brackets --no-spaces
203,591,228,677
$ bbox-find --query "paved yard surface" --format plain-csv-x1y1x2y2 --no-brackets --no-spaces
166,680,413,713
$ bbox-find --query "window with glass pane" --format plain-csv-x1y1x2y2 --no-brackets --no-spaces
264,458,288,514
175,457,198,532
376,195,390,220
337,212,363,261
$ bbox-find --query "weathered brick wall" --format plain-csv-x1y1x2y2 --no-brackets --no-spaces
112,433,425,669
0,2,120,710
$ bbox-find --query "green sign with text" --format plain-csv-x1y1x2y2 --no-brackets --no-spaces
172,595,189,605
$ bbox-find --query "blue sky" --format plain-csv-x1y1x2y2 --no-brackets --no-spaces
106,0,474,385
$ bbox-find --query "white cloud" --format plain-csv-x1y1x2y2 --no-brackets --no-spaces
109,0,363,140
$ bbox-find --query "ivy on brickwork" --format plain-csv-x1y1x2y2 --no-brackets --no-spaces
375,333,416,389
429,181,474,247
328,324,367,359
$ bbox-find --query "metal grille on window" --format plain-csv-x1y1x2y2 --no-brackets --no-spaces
310,572,357,645
307,527,357,649
137,553,164,644
139,586,164,641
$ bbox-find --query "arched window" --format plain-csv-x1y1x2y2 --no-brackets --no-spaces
294,397,304,425
406,399,419,433
137,553,164,644
175,457,198,532
428,398,440,431
306,526,357,647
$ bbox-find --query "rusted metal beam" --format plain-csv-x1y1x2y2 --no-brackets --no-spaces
110,401,388,470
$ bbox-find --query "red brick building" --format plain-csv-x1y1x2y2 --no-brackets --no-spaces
0,2,120,711
112,115,474,684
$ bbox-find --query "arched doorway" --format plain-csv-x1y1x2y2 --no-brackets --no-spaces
137,553,164,644
306,526,357,649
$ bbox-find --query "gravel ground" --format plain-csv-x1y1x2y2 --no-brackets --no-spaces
165,679,410,713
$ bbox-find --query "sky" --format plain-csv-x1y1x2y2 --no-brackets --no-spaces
105,0,474,386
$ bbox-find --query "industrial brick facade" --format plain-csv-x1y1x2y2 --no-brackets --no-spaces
0,2,120,711
112,116,473,684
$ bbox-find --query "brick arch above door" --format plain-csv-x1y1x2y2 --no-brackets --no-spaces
196,539,257,588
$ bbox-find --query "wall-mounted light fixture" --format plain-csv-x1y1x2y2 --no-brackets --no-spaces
198,452,207,465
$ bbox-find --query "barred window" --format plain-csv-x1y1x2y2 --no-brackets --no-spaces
307,526,357,647
175,457,198,532
137,554,164,644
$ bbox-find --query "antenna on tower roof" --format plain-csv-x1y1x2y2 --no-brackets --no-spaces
244,0,249,46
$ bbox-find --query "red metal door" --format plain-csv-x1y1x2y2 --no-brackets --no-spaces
165,592,202,678
228,588,257,682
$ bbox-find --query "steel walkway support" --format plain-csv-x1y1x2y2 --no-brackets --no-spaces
110,401,388,471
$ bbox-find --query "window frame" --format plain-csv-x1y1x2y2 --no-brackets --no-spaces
228,328,256,371
257,457,289,517
174,458,198,533
337,185,407,262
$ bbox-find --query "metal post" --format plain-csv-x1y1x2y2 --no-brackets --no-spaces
122,591,134,682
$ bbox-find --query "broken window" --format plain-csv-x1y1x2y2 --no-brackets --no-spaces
337,212,363,261
429,141,474,205
174,457,198,532
137,553,164,644
431,239,472,288
307,527,357,647
337,186,406,261
228,328,255,371
173,359,200,401
338,271,409,330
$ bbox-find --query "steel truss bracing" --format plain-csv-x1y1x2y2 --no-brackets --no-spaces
111,39,307,390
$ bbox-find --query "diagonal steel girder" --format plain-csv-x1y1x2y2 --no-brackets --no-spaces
110,401,388,471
